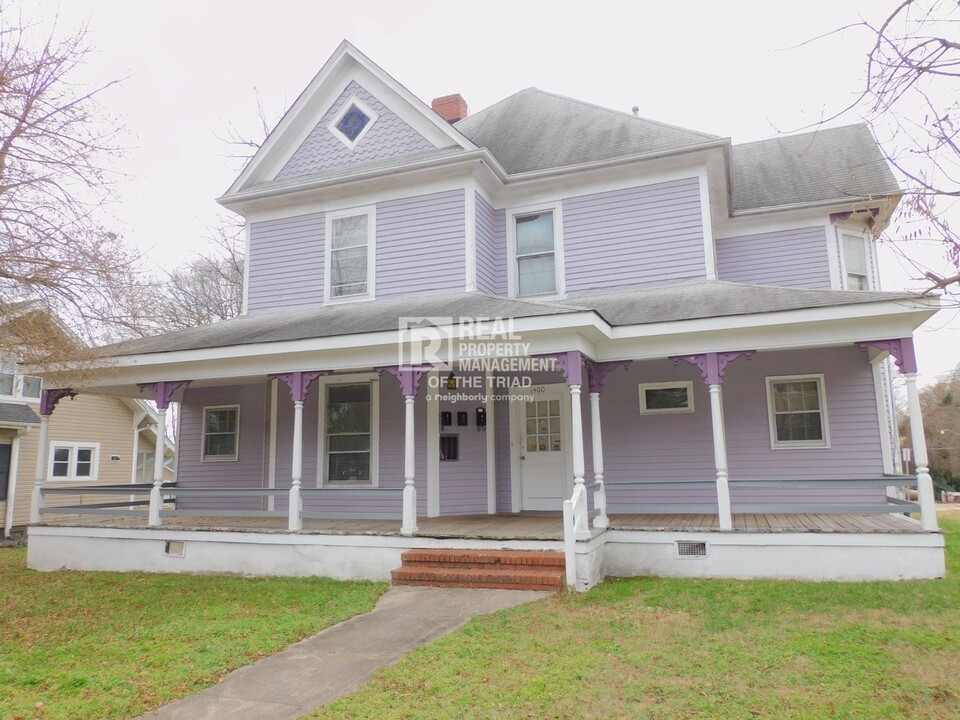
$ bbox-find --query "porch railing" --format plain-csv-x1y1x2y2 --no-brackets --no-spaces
37,483,176,518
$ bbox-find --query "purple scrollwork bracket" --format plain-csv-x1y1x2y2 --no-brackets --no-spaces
377,365,433,397
538,351,583,386
271,370,333,403
857,338,917,374
138,381,192,410
39,388,77,417
583,358,632,394
670,350,755,386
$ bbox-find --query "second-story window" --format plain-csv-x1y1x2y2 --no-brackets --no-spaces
326,207,375,301
842,233,870,290
516,211,557,296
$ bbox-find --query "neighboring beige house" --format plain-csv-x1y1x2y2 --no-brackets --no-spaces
0,304,175,538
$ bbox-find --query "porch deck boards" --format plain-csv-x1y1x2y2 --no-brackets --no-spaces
40,511,923,538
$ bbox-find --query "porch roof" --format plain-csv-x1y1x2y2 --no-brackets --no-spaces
99,281,924,358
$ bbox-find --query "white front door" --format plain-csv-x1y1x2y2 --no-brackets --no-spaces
512,384,571,511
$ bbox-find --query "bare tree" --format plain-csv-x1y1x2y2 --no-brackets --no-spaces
842,1,959,295
0,13,137,352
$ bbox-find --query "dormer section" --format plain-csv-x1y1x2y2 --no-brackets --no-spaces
276,81,436,180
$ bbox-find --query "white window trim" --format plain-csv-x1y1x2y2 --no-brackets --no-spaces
765,374,831,449
639,381,695,415
327,94,379,151
324,205,377,304
836,227,873,291
47,441,100,481
316,373,380,488
201,405,240,463
0,370,42,403
506,201,565,299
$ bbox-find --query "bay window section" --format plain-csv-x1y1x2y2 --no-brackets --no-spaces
842,233,870,290
325,384,372,485
516,211,557,296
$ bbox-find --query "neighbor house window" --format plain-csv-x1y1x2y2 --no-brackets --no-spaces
49,442,99,481
326,207,375,300
842,233,870,290
202,406,239,461
639,381,695,415
766,375,830,448
325,384,372,484
20,375,41,399
512,206,562,297
0,368,41,400
0,371,13,397
327,95,379,150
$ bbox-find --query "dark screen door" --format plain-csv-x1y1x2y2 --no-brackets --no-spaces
0,444,11,502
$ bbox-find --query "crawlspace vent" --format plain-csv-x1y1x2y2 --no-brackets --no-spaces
676,540,707,557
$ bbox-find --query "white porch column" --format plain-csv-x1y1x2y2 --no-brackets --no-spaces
708,384,733,531
569,383,590,540
485,373,496,515
589,391,609,529
905,372,938,530
402,394,418,535
148,407,167,526
289,399,304,531
29,415,50,524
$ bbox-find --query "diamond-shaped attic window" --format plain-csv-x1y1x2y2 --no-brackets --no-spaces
336,104,370,142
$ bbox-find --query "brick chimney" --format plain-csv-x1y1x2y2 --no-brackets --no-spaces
431,94,468,123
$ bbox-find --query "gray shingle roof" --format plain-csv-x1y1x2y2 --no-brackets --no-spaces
454,88,721,174
101,282,921,358
0,402,40,425
730,124,901,212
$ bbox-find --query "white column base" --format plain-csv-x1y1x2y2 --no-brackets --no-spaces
29,485,42,525
401,484,418,536
288,484,302,532
593,478,609,529
148,485,162,527
917,472,938,531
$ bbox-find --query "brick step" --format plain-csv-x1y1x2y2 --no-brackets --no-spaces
391,565,565,591
400,549,565,568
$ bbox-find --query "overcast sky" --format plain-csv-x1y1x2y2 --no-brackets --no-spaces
23,0,960,383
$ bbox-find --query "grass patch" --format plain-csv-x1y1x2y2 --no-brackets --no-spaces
0,549,386,720
311,519,960,720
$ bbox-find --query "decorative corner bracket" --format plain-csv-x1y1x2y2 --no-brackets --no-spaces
39,388,77,416
377,365,433,397
583,358,632,394
829,208,880,223
857,338,917,375
137,381,192,410
670,350,755,386
270,370,333,403
538,351,583,386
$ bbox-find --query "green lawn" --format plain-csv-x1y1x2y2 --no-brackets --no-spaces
312,517,960,720
0,549,386,720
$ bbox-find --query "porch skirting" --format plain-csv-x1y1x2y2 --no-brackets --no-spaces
27,521,945,585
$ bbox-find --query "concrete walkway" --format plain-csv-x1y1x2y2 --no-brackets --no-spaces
138,586,548,720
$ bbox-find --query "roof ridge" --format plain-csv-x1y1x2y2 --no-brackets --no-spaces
733,122,871,148
525,87,721,140
453,87,533,127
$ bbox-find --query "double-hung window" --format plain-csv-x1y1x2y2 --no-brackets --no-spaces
324,383,373,485
511,205,562,297
766,375,830,448
326,207,375,301
202,406,239,462
0,366,42,400
49,442,98,480
842,233,870,290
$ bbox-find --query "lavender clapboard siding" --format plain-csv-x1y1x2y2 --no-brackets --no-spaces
475,193,506,296
377,190,466,298
247,212,325,315
715,226,832,289
437,374,488,515
277,81,436,180
378,380,428,516
598,348,885,512
176,385,268,511
563,177,706,293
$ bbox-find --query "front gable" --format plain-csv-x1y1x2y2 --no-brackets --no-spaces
276,80,436,180
222,41,476,199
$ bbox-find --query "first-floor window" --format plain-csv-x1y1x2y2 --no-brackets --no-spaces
49,443,98,480
639,381,695,414
325,384,372,484
766,375,829,448
202,406,239,461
